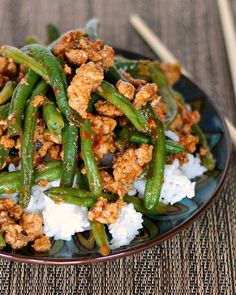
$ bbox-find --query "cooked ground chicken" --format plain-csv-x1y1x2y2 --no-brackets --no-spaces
38,141,54,157
0,57,17,89
8,205,23,221
65,49,88,66
116,79,135,100
54,31,114,69
122,71,147,87
179,134,198,153
90,115,117,135
0,136,15,149
0,199,14,211
19,212,43,241
94,100,123,117
68,62,104,118
4,224,29,249
161,63,181,85
32,236,51,252
100,144,153,197
32,95,45,107
93,133,116,160
88,197,125,224
134,83,158,109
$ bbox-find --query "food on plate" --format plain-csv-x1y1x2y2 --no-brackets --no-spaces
0,20,215,256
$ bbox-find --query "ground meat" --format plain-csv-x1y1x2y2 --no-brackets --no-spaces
100,171,126,197
168,152,188,165
170,103,200,135
63,64,72,75
38,141,54,157
0,211,14,233
0,57,17,89
135,144,153,167
89,115,117,135
34,119,46,143
37,179,48,187
8,205,23,221
68,62,104,118
116,79,135,100
0,199,14,211
32,95,45,107
54,31,114,69
93,133,117,160
4,224,29,249
94,100,123,117
200,147,207,156
161,63,181,85
32,236,51,252
48,144,61,160
53,31,86,56
0,119,7,136
20,212,43,241
65,49,88,66
0,136,15,149
122,71,147,87
100,45,115,69
111,144,153,196
179,134,198,153
134,83,158,109
88,197,125,224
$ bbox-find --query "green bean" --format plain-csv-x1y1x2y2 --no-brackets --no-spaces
86,18,101,41
116,60,140,72
23,44,83,126
43,98,64,135
129,133,185,153
124,195,171,215
105,66,129,84
8,70,40,136
90,221,110,256
143,104,165,210
0,81,16,105
26,36,41,45
46,24,60,43
45,187,117,201
20,80,49,208
0,46,48,80
192,124,216,170
49,193,95,207
0,161,62,194
0,102,10,119
60,123,78,187
87,93,101,113
97,81,149,132
80,119,102,195
43,129,62,144
0,233,6,250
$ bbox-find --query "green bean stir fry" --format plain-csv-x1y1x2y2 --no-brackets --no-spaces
0,21,215,256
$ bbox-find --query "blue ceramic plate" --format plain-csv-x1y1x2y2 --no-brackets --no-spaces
0,49,231,265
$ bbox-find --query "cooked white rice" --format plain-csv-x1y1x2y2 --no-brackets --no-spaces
128,153,206,205
108,203,143,249
180,153,207,179
164,130,179,142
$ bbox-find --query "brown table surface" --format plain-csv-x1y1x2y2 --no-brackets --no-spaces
0,0,236,294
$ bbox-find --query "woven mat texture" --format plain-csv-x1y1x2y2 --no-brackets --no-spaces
0,0,235,294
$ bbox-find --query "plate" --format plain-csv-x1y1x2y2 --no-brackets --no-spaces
0,49,231,265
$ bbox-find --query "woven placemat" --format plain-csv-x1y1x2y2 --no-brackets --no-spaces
0,0,235,294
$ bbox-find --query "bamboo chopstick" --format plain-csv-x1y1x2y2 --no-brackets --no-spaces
129,14,191,77
129,13,236,148
217,0,236,99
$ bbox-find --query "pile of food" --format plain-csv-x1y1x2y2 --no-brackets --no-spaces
0,21,215,255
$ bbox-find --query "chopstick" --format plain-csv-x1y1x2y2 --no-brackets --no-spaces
217,0,236,99
129,13,236,149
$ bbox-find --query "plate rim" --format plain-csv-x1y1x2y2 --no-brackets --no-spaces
0,48,232,265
